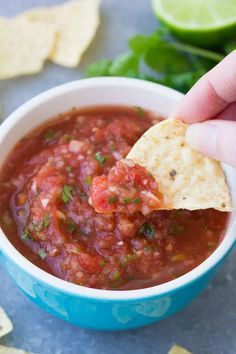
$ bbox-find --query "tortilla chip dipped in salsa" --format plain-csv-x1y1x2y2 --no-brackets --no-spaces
127,118,232,212
90,118,232,214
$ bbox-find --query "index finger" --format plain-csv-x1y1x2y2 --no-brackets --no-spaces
172,50,236,123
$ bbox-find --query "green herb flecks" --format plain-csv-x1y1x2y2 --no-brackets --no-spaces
66,166,72,173
43,213,50,228
133,198,141,204
108,196,118,204
64,135,73,143
32,214,50,233
99,260,106,267
44,129,55,140
123,197,131,204
122,253,138,265
95,152,107,166
85,176,93,185
21,227,31,240
67,221,77,234
61,185,74,204
139,222,155,239
110,143,116,151
135,106,146,117
38,248,47,260
111,270,121,282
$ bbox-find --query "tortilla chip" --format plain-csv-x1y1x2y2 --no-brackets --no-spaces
0,306,13,338
168,344,192,354
0,346,29,354
0,17,55,79
25,0,100,67
127,119,232,211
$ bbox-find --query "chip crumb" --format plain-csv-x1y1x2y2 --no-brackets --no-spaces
0,307,13,338
168,344,192,354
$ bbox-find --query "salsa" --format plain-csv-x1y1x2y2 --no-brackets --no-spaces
90,159,164,214
0,106,229,290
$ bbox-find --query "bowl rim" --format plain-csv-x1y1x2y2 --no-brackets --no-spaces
0,77,235,301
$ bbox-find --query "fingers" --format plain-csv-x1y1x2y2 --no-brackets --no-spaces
216,101,236,121
172,50,236,123
186,120,236,167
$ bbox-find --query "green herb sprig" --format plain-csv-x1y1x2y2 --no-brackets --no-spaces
86,26,230,93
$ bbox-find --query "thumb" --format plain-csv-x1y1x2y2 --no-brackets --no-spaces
186,120,236,167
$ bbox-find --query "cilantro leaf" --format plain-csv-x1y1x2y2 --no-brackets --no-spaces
67,221,77,234
108,53,139,77
95,152,107,165
43,213,50,228
123,197,131,204
85,26,225,94
61,185,74,204
86,59,112,77
108,196,118,204
38,248,47,260
85,176,93,185
128,32,159,55
21,227,31,240
44,129,55,140
144,44,191,74
66,166,72,173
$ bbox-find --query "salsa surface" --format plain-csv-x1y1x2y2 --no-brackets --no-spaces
0,106,229,290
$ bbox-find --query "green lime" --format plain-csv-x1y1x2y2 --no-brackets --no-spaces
151,0,236,47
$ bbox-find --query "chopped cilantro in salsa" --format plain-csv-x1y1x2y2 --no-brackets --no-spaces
43,213,50,228
21,227,31,240
61,185,73,204
44,129,55,140
123,197,131,204
135,106,146,117
85,176,93,185
90,160,163,215
108,196,118,204
95,152,107,165
38,248,47,259
67,221,77,234
66,166,72,173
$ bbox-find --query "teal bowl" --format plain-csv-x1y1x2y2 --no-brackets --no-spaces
0,78,235,330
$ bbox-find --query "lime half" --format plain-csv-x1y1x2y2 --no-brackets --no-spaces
151,0,236,47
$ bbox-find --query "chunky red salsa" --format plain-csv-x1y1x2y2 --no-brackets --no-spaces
90,159,164,215
0,106,229,290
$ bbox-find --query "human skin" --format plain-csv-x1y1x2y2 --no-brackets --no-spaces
172,50,236,167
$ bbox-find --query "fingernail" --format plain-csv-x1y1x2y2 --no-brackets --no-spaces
186,123,218,156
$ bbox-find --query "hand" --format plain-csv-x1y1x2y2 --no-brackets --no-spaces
172,50,236,167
